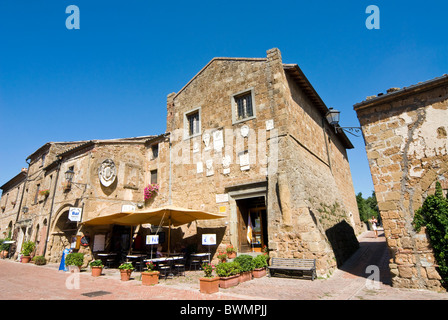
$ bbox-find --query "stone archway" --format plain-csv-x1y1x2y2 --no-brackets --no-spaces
46,206,78,263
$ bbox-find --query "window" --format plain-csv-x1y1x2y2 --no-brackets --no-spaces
183,107,201,139
187,111,200,136
34,184,40,204
151,144,159,159
231,89,256,124
150,170,158,184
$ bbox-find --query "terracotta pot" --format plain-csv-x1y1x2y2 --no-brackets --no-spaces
68,265,81,273
21,256,31,263
253,268,266,278
91,266,103,277
219,274,239,288
1,250,8,259
199,277,219,294
120,269,132,281
226,252,237,259
239,271,252,283
141,271,159,286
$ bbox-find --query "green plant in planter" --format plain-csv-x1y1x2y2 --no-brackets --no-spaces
118,262,134,271
65,252,84,267
253,254,268,269
215,261,241,277
0,238,11,251
32,255,47,265
90,259,104,267
21,240,36,256
234,254,255,272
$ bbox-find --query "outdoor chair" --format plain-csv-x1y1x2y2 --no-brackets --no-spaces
189,254,201,270
173,258,186,276
158,263,172,280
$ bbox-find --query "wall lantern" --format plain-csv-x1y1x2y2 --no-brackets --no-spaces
65,168,75,183
325,108,362,137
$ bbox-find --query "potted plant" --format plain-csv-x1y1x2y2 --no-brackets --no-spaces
225,244,237,259
38,189,50,198
253,254,268,278
90,259,104,277
141,261,160,286
216,261,240,288
118,262,134,281
144,183,159,201
217,251,227,263
32,255,47,266
0,238,11,259
199,262,219,294
21,240,36,263
234,254,254,282
65,252,84,272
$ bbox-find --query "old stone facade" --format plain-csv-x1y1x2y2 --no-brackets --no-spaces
1,48,360,277
354,75,448,291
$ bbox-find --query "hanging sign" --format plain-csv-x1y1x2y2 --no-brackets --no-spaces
68,207,82,222
202,234,216,245
146,235,159,245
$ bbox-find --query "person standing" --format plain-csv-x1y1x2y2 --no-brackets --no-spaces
370,216,378,237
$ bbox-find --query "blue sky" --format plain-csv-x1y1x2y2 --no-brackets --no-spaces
1,1,447,198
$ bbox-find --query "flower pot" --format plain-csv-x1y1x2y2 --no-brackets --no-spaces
1,250,9,259
219,274,240,288
226,252,237,259
253,268,267,278
68,265,81,273
21,256,31,263
91,266,103,277
141,271,159,286
120,269,132,281
199,277,219,294
239,271,252,283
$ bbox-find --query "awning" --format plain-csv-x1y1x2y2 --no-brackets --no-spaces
82,205,226,227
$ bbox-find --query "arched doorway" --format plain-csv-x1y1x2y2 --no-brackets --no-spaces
48,209,78,262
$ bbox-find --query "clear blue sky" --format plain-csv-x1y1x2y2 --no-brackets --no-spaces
1,1,447,198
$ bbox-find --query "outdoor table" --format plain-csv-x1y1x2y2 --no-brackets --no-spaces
97,253,117,268
126,253,147,271
190,252,211,264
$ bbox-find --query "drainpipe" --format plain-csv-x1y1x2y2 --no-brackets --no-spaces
42,156,62,257
15,159,31,224
168,136,172,206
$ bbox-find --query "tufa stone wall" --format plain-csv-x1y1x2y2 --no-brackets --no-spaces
354,76,448,291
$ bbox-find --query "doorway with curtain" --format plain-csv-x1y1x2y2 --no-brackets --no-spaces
236,196,267,253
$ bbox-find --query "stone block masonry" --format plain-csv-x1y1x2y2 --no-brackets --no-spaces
354,75,448,291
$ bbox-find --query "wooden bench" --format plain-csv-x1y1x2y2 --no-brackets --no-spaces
268,258,316,281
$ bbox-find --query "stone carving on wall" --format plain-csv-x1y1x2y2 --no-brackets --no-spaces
206,159,214,176
203,133,211,150
98,159,117,187
240,125,250,137
222,155,231,175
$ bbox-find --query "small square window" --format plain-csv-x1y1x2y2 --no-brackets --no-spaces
184,107,201,139
235,93,253,121
151,144,159,159
231,89,256,124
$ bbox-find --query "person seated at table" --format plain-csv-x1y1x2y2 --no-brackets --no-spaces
156,245,164,257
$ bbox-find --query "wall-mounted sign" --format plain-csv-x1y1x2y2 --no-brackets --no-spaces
98,159,117,187
202,234,216,245
68,207,82,222
216,194,229,203
146,235,159,245
122,204,136,212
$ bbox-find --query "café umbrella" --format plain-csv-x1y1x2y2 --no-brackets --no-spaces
82,205,226,254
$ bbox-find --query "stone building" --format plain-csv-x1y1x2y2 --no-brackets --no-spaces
1,48,361,277
161,48,361,276
354,74,448,291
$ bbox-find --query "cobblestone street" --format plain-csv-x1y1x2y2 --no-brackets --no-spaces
0,230,446,302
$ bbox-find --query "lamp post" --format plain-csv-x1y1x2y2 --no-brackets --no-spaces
325,108,362,137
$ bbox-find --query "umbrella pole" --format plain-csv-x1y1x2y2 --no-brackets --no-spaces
168,216,171,256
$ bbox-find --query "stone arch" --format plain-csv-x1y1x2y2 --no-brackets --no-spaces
47,204,78,262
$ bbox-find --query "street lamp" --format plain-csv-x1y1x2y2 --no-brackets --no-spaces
65,168,75,183
325,108,362,137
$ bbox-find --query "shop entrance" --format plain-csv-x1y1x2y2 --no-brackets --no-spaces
236,196,267,253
